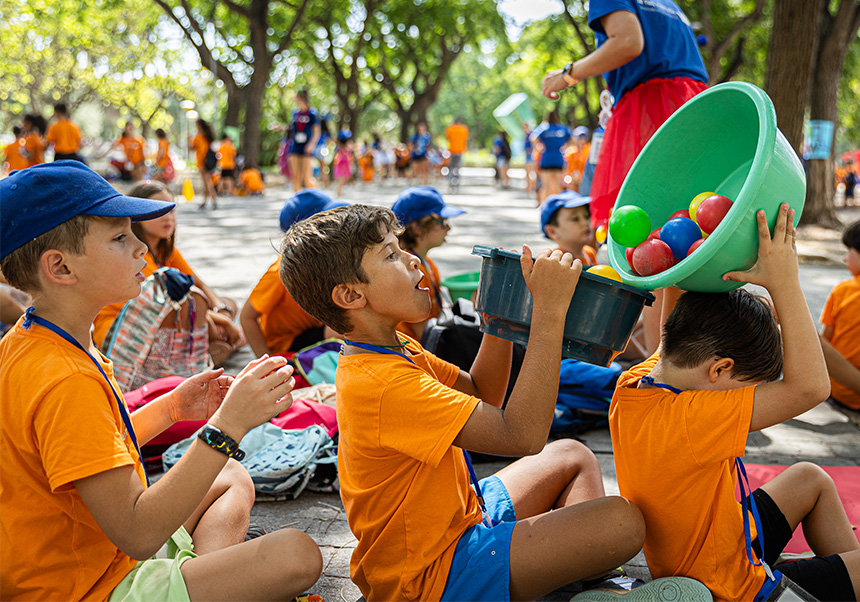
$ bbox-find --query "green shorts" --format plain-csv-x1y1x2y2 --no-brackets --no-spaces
108,527,196,602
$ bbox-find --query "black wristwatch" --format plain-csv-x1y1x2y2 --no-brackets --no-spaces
198,425,245,461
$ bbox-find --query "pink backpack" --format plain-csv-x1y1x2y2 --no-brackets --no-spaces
125,376,207,448
271,399,337,438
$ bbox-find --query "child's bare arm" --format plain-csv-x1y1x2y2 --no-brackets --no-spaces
453,246,581,456
74,356,294,560
239,301,269,357
451,334,513,409
723,204,830,431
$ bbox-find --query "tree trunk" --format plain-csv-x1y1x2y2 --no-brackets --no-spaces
803,1,860,226
224,83,243,129
765,0,823,155
242,70,269,167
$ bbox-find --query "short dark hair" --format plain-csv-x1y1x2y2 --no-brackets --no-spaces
842,219,860,252
12,126,21,137
279,205,402,334
155,128,166,139
54,103,68,115
662,289,783,382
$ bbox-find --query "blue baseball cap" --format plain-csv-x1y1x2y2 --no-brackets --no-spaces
279,189,347,231
0,161,175,261
391,186,465,226
540,190,591,238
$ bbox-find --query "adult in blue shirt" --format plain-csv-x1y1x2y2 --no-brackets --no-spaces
410,122,433,186
530,110,573,204
288,89,322,191
541,0,708,227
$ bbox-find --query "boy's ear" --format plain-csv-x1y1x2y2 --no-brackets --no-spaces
544,225,558,241
332,283,366,311
708,357,735,383
39,250,77,286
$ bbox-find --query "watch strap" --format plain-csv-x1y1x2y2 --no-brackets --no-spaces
562,62,578,86
198,425,246,461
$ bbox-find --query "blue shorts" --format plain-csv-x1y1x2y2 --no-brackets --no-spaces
440,476,518,602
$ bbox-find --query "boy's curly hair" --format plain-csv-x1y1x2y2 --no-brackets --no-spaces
842,219,860,252
662,289,783,383
279,205,402,334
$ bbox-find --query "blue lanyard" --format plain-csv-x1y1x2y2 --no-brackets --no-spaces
342,338,496,527
641,374,776,588
23,308,149,486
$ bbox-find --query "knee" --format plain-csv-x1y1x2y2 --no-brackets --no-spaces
791,462,835,495
604,496,646,554
545,438,600,472
220,460,255,508
273,530,323,591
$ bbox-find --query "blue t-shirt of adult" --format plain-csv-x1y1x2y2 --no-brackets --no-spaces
411,132,431,159
588,0,707,103
289,107,320,154
531,123,573,169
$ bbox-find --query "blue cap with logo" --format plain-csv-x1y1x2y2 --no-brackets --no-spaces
391,186,466,226
279,188,348,232
573,126,590,139
0,161,175,261
540,190,591,238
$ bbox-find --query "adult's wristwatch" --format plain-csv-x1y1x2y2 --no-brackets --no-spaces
198,425,246,461
562,61,579,86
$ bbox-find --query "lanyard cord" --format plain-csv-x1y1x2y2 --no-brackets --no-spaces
342,338,495,527
640,374,775,583
22,308,149,486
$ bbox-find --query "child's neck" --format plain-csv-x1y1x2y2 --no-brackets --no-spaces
29,294,100,353
410,240,433,260
342,317,409,352
645,359,707,392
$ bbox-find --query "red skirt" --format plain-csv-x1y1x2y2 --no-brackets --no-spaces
590,77,708,228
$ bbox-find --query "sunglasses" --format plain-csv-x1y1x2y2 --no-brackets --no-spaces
429,216,449,227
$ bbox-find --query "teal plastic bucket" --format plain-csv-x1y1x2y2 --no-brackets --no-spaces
607,82,806,292
472,246,654,366
442,271,481,303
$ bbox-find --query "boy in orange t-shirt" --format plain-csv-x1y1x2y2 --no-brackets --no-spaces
3,126,27,173
279,204,708,602
240,190,345,357
820,219,860,410
238,166,265,195
46,103,83,162
217,134,237,195
0,162,321,601
610,205,859,602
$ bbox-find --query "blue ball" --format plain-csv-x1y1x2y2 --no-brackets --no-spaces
659,217,702,260
697,34,708,47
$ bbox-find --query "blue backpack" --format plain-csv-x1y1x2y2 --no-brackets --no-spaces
551,359,622,434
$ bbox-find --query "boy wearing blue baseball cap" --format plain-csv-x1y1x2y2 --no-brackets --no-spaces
391,186,465,339
0,162,321,601
241,189,346,357
540,190,597,265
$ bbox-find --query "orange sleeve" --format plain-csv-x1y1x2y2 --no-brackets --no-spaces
248,265,287,315
821,287,838,327
165,248,195,278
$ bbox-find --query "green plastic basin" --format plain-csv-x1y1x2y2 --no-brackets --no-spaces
442,271,481,303
607,82,806,292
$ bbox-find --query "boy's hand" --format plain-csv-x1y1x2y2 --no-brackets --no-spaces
167,369,233,422
520,245,582,311
209,355,295,440
723,203,797,291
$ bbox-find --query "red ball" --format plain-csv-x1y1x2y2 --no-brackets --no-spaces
632,239,675,276
625,246,640,275
669,209,691,220
695,194,733,234
686,238,705,256
646,227,662,241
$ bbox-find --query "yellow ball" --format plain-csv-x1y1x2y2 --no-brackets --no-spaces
587,264,622,282
595,224,607,244
689,191,716,222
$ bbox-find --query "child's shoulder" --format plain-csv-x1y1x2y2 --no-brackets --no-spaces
829,275,860,301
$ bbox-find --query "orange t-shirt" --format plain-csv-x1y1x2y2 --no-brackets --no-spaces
821,275,860,409
397,254,442,339
565,142,590,183
155,139,170,167
610,354,764,602
445,123,469,154
240,168,264,192
248,260,323,354
4,139,27,172
0,320,146,601
358,154,374,182
24,132,45,166
46,120,82,154
192,134,209,169
335,335,481,601
217,140,236,170
93,248,195,347
118,136,145,165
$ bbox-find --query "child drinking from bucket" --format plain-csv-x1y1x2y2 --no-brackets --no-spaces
391,186,464,340
820,218,860,411
540,190,597,266
606,205,859,602
278,203,709,602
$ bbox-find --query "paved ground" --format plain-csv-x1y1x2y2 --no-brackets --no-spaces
154,169,860,602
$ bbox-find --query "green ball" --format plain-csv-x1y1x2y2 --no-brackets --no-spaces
609,205,652,248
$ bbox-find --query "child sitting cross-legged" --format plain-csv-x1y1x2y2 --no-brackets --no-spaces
278,203,709,602
607,204,860,602
0,162,322,601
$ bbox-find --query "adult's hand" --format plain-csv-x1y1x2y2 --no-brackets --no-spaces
542,68,578,100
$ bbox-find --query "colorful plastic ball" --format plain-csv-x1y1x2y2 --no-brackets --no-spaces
695,194,734,234
647,227,662,241
632,239,675,276
587,264,622,282
625,247,640,275
608,205,651,248
595,224,607,244
659,217,703,260
686,238,705,256
669,209,690,220
689,191,716,222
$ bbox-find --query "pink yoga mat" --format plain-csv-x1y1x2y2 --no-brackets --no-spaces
738,464,860,554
